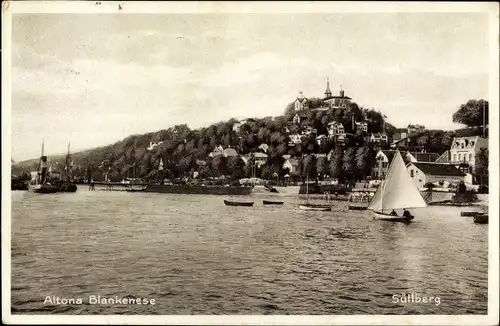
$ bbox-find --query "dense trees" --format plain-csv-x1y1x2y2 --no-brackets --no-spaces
475,148,488,188
452,99,488,127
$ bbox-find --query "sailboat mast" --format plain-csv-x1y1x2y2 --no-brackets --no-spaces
306,173,309,205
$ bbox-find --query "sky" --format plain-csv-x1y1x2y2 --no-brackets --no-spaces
10,12,490,161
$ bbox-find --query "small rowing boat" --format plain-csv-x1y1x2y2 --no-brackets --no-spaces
348,204,368,210
298,204,331,211
263,200,284,205
224,200,254,207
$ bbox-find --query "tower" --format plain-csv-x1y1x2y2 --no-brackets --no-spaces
324,77,332,98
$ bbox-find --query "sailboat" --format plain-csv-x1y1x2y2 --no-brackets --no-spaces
28,140,58,194
367,150,427,222
298,174,331,211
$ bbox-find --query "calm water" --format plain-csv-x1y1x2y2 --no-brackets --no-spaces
11,189,488,315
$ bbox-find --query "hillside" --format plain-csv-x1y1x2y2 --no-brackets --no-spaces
12,99,487,183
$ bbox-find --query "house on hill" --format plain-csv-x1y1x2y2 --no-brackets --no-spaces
407,124,425,136
292,111,308,125
283,158,301,181
355,121,368,133
209,146,238,158
294,92,309,111
369,133,388,144
241,152,268,168
232,118,255,133
406,162,466,189
289,134,303,146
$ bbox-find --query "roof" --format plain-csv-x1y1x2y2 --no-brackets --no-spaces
410,162,466,176
323,95,352,101
435,150,451,163
295,97,308,103
253,152,268,158
407,152,440,162
379,150,397,163
295,111,308,118
223,148,238,157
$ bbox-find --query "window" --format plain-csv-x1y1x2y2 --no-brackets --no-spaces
458,154,462,161
461,143,464,149
410,170,414,177
469,154,472,162
453,154,457,162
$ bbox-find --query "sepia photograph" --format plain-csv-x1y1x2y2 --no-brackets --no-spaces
2,1,499,325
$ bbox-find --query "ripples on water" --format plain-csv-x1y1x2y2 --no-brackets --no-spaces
10,189,488,314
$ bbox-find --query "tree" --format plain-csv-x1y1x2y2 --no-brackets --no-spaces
284,103,296,121
342,147,357,184
329,147,344,180
302,154,317,179
316,156,328,179
452,99,488,127
475,147,488,189
227,156,245,179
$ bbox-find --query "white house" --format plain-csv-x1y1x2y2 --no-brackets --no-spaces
209,146,238,158
283,158,300,174
406,162,466,189
301,126,317,136
209,145,224,157
369,133,388,143
293,111,308,125
449,136,488,173
289,134,303,145
241,152,268,168
327,121,345,137
355,121,368,133
294,92,309,111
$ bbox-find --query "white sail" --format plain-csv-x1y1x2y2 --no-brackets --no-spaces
368,151,427,212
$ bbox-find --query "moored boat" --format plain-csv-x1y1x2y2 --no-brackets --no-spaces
348,204,368,210
29,183,59,194
263,200,284,205
298,204,331,211
224,200,254,207
473,213,488,224
298,174,331,211
368,150,427,223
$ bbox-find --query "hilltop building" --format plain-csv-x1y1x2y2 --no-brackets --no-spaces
321,78,352,110
292,78,353,122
